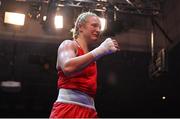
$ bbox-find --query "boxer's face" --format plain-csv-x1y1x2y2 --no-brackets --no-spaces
79,16,101,43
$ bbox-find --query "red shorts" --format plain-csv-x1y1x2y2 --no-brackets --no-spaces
49,102,98,118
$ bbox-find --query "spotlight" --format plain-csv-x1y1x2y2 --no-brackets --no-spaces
43,16,47,21
4,12,25,26
0,80,21,92
54,15,63,29
99,17,106,31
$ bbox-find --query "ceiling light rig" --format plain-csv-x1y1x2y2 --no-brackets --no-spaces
28,2,42,20
55,0,161,16
1,0,163,34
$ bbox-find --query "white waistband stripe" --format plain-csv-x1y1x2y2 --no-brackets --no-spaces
56,88,95,110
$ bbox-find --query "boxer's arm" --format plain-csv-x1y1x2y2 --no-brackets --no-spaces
57,38,120,76
57,40,95,76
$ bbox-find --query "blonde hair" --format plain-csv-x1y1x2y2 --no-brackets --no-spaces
73,12,98,39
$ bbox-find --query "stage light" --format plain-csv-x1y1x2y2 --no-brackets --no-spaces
43,16,47,21
4,12,25,26
162,96,166,100
0,80,21,92
99,17,106,31
54,15,63,29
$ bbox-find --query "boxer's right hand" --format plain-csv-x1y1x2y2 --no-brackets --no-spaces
91,38,119,59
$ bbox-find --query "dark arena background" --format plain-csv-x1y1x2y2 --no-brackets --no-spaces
0,0,180,118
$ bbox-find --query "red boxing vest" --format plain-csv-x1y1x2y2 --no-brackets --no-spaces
57,45,97,98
